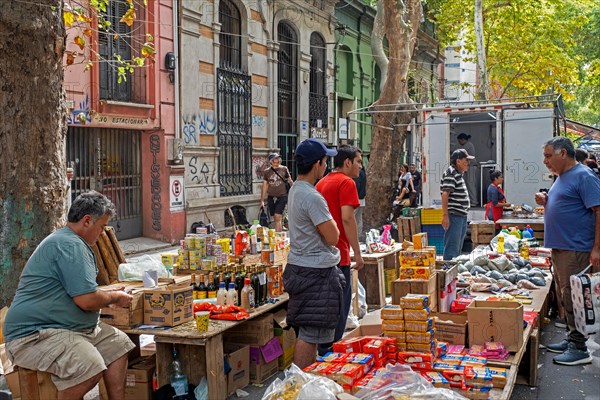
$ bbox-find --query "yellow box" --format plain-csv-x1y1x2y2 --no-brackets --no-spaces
400,266,431,280
399,250,435,268
412,233,428,250
161,253,178,267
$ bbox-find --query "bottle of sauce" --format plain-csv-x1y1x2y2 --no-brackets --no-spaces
497,235,505,254
251,265,260,307
227,282,238,307
241,277,255,312
216,282,227,306
197,273,207,299
207,272,217,298
190,273,199,299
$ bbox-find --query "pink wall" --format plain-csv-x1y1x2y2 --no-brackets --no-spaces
65,0,183,243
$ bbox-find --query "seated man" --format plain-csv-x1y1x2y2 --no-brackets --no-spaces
3,191,135,399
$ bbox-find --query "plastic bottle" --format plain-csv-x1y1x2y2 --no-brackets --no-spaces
241,277,255,312
520,241,530,259
227,282,238,306
250,219,261,236
216,282,227,306
501,226,509,234
497,235,505,254
509,226,521,239
169,345,189,399
525,225,534,238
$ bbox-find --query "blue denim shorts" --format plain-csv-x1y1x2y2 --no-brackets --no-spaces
297,326,335,344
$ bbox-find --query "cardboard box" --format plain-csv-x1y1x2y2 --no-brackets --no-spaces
224,313,274,346
125,356,155,400
391,273,437,305
0,343,20,399
344,310,383,338
249,339,281,383
467,300,524,352
433,312,468,346
101,288,145,329
143,284,193,327
224,343,250,394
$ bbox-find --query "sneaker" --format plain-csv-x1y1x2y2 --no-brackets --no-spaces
553,343,593,366
554,319,567,328
546,339,570,353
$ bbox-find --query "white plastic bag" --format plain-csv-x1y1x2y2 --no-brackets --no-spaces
357,280,367,319
570,265,600,335
117,255,171,281
489,232,519,253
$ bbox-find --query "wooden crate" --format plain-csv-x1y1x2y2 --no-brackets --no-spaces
398,216,421,242
470,221,496,244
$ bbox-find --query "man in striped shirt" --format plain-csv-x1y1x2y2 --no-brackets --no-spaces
441,149,474,260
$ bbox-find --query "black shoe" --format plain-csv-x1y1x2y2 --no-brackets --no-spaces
546,339,569,353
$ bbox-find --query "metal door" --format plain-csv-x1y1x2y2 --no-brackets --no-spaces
422,111,450,206
67,127,142,239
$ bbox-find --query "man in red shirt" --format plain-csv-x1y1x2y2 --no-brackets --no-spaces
316,145,365,355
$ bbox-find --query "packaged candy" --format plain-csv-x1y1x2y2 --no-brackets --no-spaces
404,318,433,332
403,308,431,321
436,341,448,358
400,294,430,309
407,340,436,354
441,369,465,388
406,330,435,344
383,330,406,343
333,337,364,353
421,371,450,388
382,319,405,331
447,344,466,355
380,304,404,320
468,344,485,356
317,352,350,363
329,363,364,386
397,351,434,364
460,356,487,367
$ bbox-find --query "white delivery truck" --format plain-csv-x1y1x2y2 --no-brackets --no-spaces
414,95,565,208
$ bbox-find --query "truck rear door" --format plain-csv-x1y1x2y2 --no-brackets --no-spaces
422,111,450,207
503,108,555,206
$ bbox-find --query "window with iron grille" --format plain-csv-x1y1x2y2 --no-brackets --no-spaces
277,22,299,177
98,0,147,103
309,32,328,129
218,0,252,197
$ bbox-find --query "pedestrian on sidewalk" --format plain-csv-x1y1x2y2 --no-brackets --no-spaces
3,191,135,399
535,136,600,366
282,138,343,369
441,149,474,260
260,153,294,232
316,145,365,356
353,165,367,241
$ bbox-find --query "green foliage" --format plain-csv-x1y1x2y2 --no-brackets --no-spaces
426,0,597,112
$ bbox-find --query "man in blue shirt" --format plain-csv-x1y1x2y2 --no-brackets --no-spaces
535,137,600,366
4,191,135,398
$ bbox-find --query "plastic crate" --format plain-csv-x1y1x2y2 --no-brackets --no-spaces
421,208,443,225
429,237,444,255
422,224,445,240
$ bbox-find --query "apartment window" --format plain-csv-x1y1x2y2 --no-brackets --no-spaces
98,0,147,102
309,32,328,129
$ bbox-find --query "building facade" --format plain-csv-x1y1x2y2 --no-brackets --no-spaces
64,0,184,242
178,0,337,230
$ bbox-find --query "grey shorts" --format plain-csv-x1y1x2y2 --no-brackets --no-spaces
5,322,135,391
297,326,335,344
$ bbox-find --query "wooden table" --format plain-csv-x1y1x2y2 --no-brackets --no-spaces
352,244,402,309
124,293,289,400
497,217,544,245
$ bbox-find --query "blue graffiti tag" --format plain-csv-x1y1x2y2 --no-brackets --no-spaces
67,95,92,125
182,111,217,144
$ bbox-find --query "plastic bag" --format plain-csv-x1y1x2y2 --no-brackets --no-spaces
489,232,519,253
261,364,342,400
117,255,171,281
357,280,367,319
259,206,271,227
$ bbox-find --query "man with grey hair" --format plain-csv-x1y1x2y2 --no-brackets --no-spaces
4,191,136,399
535,136,600,366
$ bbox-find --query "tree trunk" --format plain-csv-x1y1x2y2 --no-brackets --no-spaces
0,1,67,307
364,0,422,231
474,0,488,100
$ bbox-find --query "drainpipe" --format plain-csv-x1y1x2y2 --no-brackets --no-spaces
173,0,180,139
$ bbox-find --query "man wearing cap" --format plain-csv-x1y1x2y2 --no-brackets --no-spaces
261,152,294,231
316,145,365,356
441,149,474,260
456,133,478,205
282,138,344,369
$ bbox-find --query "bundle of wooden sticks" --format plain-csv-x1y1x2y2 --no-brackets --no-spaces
91,226,126,285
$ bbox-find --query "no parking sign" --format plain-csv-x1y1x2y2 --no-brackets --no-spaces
170,176,184,211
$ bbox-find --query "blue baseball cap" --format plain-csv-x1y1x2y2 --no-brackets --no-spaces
295,138,337,167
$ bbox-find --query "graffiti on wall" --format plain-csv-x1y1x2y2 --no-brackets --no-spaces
188,156,216,188
150,134,161,231
67,95,92,125
252,115,267,137
252,156,268,180
182,111,216,144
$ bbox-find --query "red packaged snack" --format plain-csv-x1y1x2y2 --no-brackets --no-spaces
317,352,351,363
442,369,465,387
333,337,364,353
329,363,364,386
362,339,386,362
397,351,434,364
421,371,450,388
